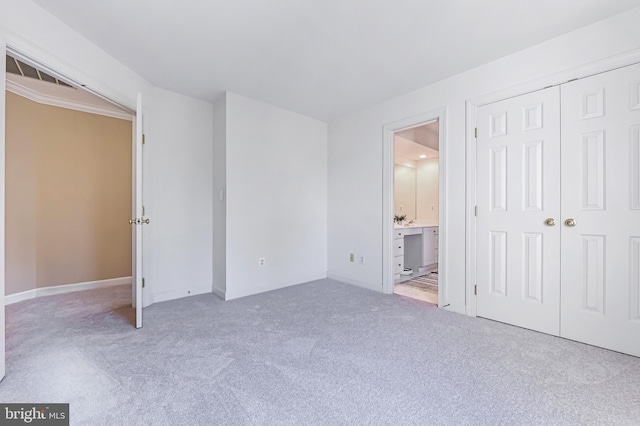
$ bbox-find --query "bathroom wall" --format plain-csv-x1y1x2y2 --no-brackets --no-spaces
394,158,438,223
394,164,416,220
416,158,439,222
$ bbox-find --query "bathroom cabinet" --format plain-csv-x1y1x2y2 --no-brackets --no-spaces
394,225,438,282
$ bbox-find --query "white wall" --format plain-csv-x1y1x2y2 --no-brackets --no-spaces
224,92,327,300
143,87,214,304
416,158,439,222
327,7,640,312
1,0,215,307
212,94,227,297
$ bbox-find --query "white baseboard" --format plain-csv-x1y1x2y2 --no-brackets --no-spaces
5,277,132,305
327,273,382,293
5,290,37,305
444,302,466,315
149,285,212,305
224,272,327,301
211,286,225,300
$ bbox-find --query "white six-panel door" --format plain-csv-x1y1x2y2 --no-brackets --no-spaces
476,63,640,357
476,87,561,336
560,63,640,357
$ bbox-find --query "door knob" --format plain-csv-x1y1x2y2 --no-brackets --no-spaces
565,218,577,227
142,218,150,224
129,219,137,225
545,218,556,226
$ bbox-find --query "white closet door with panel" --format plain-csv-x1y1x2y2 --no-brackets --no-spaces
476,87,561,336
475,62,640,358
560,62,640,357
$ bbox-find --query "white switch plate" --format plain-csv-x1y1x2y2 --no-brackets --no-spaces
259,258,266,267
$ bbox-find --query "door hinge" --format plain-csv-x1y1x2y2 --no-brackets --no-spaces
474,205,478,217
142,206,145,216
474,285,477,295
142,134,146,144
142,278,145,288
474,127,478,138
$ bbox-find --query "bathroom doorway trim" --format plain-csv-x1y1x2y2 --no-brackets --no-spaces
382,107,448,307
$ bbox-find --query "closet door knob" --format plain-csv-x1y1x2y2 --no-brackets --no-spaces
545,218,556,226
565,218,577,227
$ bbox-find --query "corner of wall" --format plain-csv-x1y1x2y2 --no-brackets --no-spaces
212,93,227,294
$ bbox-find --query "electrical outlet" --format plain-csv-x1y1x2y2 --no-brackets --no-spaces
349,253,355,262
359,256,365,265
259,258,266,267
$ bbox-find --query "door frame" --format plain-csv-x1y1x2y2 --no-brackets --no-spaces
3,42,141,310
465,48,640,317
382,108,448,307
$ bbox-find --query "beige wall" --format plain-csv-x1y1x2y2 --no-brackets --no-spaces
5,91,132,295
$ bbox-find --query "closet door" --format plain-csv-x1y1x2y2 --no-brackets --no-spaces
476,87,561,335
560,62,640,357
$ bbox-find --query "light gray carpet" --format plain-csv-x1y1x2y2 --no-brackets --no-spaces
1,279,639,425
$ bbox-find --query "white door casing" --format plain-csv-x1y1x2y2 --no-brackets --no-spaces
0,36,7,381
476,87,561,336
560,63,640,357
133,93,143,329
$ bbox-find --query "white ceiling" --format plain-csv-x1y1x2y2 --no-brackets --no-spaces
31,0,640,122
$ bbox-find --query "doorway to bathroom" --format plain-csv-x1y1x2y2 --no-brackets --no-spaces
383,108,447,306
390,120,440,304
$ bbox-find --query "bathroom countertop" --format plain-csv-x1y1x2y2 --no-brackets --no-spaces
394,222,439,229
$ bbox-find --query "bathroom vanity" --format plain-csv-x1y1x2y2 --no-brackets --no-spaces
394,224,439,282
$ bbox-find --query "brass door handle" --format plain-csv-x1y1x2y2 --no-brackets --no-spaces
129,219,137,225
565,218,577,227
545,218,556,226
142,218,150,224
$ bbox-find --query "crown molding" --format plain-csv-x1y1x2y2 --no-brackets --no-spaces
6,79,133,121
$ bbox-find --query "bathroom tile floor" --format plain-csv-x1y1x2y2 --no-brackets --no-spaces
393,273,438,305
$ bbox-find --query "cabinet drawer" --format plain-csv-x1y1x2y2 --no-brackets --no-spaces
403,227,422,236
394,256,404,274
394,239,404,257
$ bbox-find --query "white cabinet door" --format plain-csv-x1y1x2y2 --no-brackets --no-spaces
422,227,438,266
476,86,561,336
560,62,640,357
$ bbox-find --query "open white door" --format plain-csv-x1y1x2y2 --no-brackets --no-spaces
132,93,144,328
0,38,7,380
